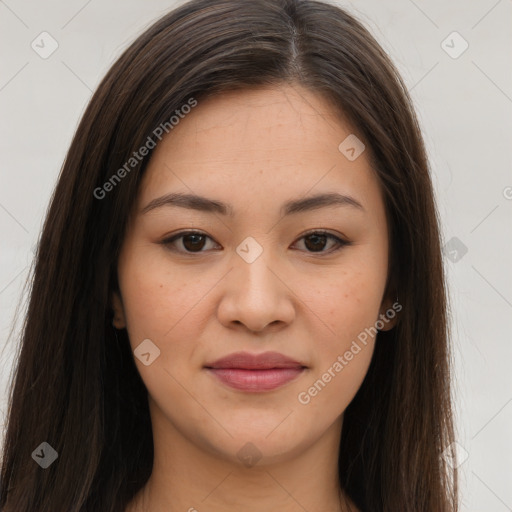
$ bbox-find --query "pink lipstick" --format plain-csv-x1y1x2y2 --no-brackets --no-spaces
204,351,306,392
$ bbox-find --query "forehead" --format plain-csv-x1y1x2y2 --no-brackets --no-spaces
165,85,350,152
136,84,383,220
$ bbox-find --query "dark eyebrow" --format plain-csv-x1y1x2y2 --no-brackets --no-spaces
140,192,365,216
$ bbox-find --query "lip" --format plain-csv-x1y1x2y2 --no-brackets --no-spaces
206,368,305,392
205,351,306,370
204,351,307,392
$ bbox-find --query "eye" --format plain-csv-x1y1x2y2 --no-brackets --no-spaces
160,230,350,255
292,230,351,254
161,230,219,253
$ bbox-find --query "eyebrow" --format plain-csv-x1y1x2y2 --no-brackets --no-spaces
141,191,365,216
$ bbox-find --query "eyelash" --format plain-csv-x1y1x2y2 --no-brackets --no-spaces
160,230,351,256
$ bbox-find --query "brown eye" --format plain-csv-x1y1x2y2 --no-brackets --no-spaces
162,231,217,253
161,230,350,255
181,233,207,252
294,231,349,254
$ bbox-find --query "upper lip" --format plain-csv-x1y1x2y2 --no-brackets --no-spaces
205,351,306,370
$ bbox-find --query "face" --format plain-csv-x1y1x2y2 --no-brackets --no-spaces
112,84,397,468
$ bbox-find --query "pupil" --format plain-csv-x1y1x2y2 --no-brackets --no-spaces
184,234,205,251
306,234,326,252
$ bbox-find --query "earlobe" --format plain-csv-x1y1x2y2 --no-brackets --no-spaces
111,291,127,329
377,294,400,331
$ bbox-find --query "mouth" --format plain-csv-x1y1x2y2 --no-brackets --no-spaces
204,351,307,392
205,367,306,392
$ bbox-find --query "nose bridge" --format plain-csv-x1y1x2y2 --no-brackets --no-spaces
235,234,267,266
217,234,294,332
233,234,277,296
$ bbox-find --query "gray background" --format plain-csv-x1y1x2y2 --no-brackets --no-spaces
1,0,511,509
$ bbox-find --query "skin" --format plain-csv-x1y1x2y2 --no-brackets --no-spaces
113,84,398,512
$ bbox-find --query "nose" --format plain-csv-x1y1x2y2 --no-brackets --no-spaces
216,247,295,334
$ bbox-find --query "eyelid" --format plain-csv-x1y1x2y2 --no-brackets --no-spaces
160,229,351,254
291,229,351,254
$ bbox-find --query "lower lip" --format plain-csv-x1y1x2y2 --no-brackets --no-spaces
206,368,305,392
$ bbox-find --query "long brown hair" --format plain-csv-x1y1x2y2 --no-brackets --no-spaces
0,0,458,510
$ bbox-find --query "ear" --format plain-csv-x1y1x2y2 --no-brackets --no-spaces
111,290,127,329
377,292,401,331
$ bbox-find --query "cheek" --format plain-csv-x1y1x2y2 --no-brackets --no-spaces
118,254,214,400
296,342,374,422
294,268,382,416
302,261,386,347
117,244,209,354
294,253,386,411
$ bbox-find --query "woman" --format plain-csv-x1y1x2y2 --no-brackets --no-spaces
0,0,459,510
